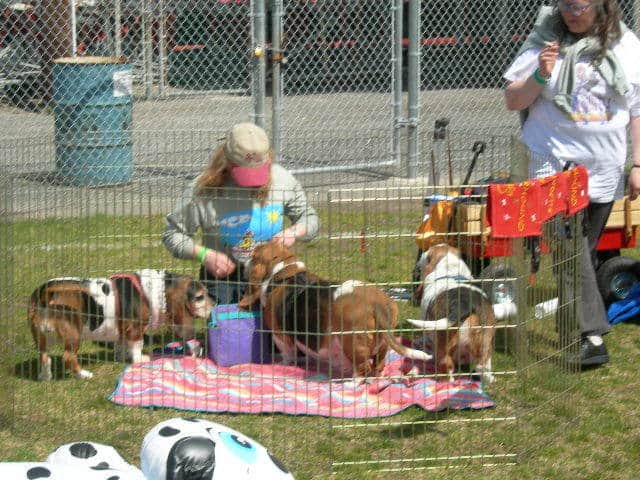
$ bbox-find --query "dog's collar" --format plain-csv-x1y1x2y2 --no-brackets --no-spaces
422,273,489,313
260,261,307,307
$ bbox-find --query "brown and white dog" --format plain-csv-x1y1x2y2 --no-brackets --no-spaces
238,243,432,381
410,244,496,383
28,269,213,380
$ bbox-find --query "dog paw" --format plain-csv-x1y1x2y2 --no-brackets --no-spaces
406,365,420,377
483,373,496,384
402,366,420,387
76,369,93,379
343,377,369,390
38,358,53,381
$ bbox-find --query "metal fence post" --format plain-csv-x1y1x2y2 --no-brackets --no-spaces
251,0,267,129
391,0,403,171
114,0,122,57
271,0,284,161
406,0,421,178
158,0,166,96
70,0,77,55
141,0,153,99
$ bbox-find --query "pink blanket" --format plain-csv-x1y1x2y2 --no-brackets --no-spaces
109,346,494,418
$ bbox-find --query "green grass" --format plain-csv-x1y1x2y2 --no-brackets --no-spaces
1,209,639,479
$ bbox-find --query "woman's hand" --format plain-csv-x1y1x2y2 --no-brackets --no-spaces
505,42,560,111
628,168,640,200
539,41,559,79
272,227,298,249
202,249,236,278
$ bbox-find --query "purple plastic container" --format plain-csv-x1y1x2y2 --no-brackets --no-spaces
208,304,271,366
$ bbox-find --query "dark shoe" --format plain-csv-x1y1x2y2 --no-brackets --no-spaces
565,337,609,367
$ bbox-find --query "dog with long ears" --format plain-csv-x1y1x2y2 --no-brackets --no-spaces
410,243,496,383
238,243,432,380
28,269,213,380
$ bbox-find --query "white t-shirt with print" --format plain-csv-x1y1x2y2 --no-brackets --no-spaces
504,30,640,202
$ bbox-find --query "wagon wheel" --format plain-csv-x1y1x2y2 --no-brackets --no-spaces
596,256,640,304
480,263,517,305
596,248,621,269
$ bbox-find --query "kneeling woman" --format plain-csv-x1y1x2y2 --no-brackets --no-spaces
162,122,319,304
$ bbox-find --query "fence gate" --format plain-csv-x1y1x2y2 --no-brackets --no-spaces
272,0,402,177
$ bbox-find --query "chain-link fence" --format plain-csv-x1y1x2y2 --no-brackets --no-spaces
2,1,638,180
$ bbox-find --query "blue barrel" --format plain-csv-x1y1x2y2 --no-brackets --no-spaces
53,56,133,186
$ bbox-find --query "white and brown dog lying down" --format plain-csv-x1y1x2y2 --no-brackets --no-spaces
28,269,213,381
411,244,496,383
238,243,432,381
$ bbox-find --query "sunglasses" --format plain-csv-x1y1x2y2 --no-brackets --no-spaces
558,0,599,16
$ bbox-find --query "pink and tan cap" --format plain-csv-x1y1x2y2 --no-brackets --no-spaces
224,122,271,187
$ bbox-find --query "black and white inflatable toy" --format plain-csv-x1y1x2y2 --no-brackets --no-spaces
47,442,146,479
0,441,143,479
0,460,140,479
0,419,295,479
140,418,294,480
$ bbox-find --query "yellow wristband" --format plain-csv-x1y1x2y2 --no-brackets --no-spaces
196,247,208,264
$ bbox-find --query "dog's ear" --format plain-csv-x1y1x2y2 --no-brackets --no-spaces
238,286,261,310
412,284,423,307
238,263,267,310
411,254,425,306
273,262,305,281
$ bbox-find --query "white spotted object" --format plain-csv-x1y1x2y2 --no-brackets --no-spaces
0,461,139,479
46,441,145,479
141,417,295,480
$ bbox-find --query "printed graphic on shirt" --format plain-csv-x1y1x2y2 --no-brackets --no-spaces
218,205,284,262
570,64,613,124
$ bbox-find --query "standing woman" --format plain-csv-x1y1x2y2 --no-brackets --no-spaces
504,0,640,367
162,122,319,304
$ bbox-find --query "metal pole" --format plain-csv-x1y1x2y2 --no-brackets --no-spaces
70,0,77,55
406,0,421,178
141,0,152,99
114,0,122,57
271,0,284,161
251,0,267,129
158,0,166,96
391,0,403,171
145,0,153,99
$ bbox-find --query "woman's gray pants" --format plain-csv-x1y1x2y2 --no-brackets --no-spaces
553,202,612,340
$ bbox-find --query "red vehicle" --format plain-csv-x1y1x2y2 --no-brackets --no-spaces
414,138,640,308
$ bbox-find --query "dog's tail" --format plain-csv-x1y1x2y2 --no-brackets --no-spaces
374,303,433,362
406,317,451,330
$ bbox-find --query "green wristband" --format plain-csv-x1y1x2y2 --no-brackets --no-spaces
196,247,208,264
532,68,549,86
